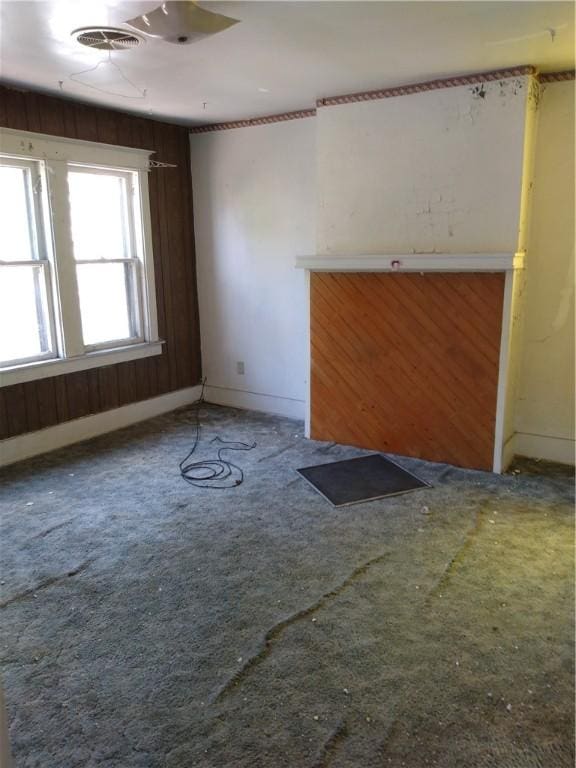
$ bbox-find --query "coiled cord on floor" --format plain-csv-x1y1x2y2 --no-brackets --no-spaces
179,383,256,489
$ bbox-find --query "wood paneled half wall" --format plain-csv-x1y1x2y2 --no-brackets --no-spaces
0,85,201,439
310,272,505,471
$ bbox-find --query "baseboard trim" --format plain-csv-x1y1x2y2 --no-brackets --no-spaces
0,385,203,468
204,385,305,420
4,388,571,470
514,431,575,466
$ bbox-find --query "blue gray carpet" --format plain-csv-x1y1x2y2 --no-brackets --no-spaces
0,404,574,767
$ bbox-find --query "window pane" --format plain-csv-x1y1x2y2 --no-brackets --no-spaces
0,265,52,364
77,262,134,346
68,171,130,261
0,165,36,261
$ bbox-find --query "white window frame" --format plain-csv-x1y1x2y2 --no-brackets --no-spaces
0,156,59,368
66,164,146,352
0,128,162,387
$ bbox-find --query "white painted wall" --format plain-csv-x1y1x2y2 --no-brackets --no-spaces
189,118,315,418
316,78,530,254
515,81,575,464
189,77,574,465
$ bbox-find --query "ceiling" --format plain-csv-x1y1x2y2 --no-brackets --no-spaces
0,1,574,126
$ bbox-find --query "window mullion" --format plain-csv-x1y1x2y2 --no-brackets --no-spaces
40,261,58,362
46,160,84,358
136,171,159,342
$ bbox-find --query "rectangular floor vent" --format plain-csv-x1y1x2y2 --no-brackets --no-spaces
297,453,429,507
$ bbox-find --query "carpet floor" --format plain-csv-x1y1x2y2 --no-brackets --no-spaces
0,404,574,768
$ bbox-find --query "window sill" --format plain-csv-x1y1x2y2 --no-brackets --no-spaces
0,341,164,387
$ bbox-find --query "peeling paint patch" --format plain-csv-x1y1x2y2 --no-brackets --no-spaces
528,78,541,111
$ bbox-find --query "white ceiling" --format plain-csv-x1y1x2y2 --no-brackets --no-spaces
0,1,574,125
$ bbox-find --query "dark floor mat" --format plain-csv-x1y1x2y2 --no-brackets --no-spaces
297,453,430,507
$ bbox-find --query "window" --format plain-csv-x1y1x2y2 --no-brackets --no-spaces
69,167,143,348
0,129,161,385
0,159,55,366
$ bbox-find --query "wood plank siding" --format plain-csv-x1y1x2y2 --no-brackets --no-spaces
310,272,505,470
0,85,201,439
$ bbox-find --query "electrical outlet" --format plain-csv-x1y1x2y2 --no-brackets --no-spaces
236,361,245,375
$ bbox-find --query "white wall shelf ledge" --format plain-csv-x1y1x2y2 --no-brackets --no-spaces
295,252,525,272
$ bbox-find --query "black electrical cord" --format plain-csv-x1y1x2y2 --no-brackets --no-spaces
179,381,256,489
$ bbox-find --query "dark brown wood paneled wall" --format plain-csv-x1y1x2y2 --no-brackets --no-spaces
0,85,201,439
310,272,505,471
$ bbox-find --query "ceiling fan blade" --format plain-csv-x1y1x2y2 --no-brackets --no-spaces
125,1,239,45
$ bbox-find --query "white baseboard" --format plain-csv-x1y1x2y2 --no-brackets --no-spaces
204,385,305,420
513,431,575,466
0,385,202,468
4,386,571,470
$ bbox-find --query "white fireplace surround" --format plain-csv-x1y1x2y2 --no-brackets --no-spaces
296,251,526,473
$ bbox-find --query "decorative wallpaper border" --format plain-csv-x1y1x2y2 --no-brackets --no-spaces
189,66,573,134
539,70,575,83
189,108,316,134
316,65,536,107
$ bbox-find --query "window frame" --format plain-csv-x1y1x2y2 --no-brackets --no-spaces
0,156,59,367
0,128,162,387
66,164,146,352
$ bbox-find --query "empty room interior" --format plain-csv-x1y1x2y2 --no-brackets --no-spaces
0,1,574,766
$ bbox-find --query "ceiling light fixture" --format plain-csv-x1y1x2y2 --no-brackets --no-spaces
125,0,239,45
